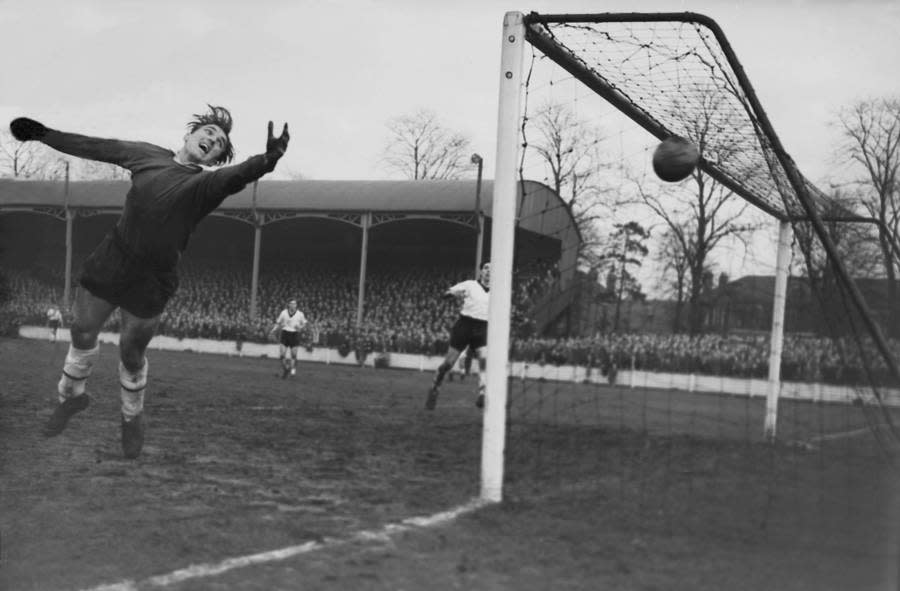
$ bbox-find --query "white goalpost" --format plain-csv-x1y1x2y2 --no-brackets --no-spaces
765,220,793,441
480,11,526,503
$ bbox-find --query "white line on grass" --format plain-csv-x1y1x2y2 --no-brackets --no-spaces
78,498,489,591
807,426,874,443
790,426,879,450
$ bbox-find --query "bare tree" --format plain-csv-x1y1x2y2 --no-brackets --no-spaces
526,101,617,269
654,225,691,332
71,159,130,180
381,109,471,180
835,97,900,333
0,130,52,178
796,189,883,281
793,189,886,336
639,181,757,334
635,89,761,334
0,130,85,180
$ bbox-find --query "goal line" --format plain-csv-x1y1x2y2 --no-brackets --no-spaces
80,499,488,591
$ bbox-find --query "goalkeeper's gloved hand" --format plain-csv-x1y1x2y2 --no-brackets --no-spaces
264,121,290,172
10,117,48,141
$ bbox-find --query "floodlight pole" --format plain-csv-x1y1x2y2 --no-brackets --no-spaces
765,221,792,441
472,153,485,276
481,11,525,504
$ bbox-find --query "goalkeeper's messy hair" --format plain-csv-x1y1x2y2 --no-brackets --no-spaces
186,104,235,165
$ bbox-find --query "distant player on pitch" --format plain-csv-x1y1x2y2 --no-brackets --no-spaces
426,261,490,410
270,298,307,378
9,105,289,459
46,306,64,342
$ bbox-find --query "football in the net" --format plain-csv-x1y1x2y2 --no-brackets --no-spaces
652,136,700,182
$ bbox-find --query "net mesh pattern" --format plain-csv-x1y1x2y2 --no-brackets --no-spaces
525,14,825,220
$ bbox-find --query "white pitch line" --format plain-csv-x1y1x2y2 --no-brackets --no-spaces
789,426,879,450
78,498,489,591
807,426,877,444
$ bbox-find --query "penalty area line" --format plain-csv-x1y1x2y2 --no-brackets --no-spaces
79,498,490,591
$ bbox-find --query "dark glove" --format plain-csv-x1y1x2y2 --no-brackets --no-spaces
264,121,289,171
10,117,48,141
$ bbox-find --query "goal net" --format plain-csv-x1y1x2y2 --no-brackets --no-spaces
483,10,900,559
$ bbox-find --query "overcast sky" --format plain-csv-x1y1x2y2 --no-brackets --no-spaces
1,0,897,185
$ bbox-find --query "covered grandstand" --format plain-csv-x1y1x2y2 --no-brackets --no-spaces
0,178,580,346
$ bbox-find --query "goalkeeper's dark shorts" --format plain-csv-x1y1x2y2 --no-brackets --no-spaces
448,315,488,352
79,230,178,320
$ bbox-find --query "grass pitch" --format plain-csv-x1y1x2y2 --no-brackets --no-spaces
1,337,898,590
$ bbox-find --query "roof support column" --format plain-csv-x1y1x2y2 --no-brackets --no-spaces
249,181,263,322
356,212,371,329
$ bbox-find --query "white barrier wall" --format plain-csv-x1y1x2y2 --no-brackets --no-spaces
20,325,899,407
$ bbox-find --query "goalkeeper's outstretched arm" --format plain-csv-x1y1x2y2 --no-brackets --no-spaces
9,117,158,168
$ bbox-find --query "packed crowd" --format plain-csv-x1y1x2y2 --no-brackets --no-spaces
512,332,900,385
3,262,898,386
1,259,549,350
0,268,62,336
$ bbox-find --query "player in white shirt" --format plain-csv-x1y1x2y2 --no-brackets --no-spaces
46,306,64,342
426,262,490,410
269,298,307,378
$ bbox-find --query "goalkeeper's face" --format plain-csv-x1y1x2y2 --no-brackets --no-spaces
182,124,228,166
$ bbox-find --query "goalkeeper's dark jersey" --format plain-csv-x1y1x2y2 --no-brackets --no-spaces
43,130,272,271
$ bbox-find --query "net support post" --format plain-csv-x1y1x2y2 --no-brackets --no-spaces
481,11,526,504
764,220,792,441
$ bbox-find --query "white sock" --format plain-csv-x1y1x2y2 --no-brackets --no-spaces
58,343,99,402
119,358,148,420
